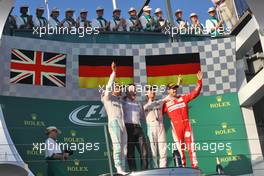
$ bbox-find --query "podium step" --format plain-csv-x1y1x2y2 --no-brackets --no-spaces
99,167,202,176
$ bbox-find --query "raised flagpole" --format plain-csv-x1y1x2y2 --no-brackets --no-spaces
44,0,50,20
112,0,117,9
165,0,174,25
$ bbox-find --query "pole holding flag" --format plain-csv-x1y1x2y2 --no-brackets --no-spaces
44,0,50,20
112,0,117,10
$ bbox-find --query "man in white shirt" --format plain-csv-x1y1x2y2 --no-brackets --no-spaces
175,9,189,33
77,9,92,28
48,8,61,28
126,7,142,32
101,62,128,175
189,13,204,35
206,7,224,37
45,126,69,176
15,4,33,29
213,0,238,29
144,86,168,168
123,84,149,171
33,7,48,27
61,8,76,28
140,6,154,32
153,8,169,32
92,6,109,31
110,8,126,32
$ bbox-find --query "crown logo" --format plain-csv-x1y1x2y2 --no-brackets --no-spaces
221,122,228,129
31,113,37,120
70,130,77,137
74,159,80,166
227,149,232,156
216,96,222,102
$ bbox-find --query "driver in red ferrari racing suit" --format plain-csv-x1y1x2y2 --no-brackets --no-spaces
163,71,203,168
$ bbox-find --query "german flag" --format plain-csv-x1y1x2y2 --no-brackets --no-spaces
146,53,200,86
79,55,134,88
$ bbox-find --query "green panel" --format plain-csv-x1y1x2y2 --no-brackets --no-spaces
0,92,252,175
0,96,108,176
163,93,252,175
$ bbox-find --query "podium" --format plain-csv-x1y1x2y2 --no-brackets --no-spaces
0,163,28,176
99,167,202,176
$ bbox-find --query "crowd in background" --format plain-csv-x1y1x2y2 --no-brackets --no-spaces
6,0,240,36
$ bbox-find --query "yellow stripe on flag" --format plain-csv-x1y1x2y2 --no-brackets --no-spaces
79,77,134,88
147,74,198,86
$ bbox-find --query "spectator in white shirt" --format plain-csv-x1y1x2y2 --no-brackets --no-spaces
33,7,48,27
48,8,61,28
110,8,126,32
15,4,33,29
140,6,155,32
126,7,142,32
92,6,109,31
175,9,189,33
205,7,224,37
45,126,69,175
77,9,92,28
61,8,76,28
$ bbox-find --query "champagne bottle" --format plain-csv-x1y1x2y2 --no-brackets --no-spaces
216,157,224,175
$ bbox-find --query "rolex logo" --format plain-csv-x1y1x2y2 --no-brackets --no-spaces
227,149,232,156
74,159,80,166
24,113,45,127
215,122,236,135
31,113,37,120
221,122,228,129
70,130,77,137
216,96,222,102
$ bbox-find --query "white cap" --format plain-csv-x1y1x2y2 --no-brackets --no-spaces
96,6,104,11
154,8,162,14
36,7,45,11
20,4,29,8
128,7,136,13
175,9,182,13
80,8,88,13
143,5,152,12
189,13,198,18
65,8,75,12
45,126,61,135
113,8,121,13
208,7,216,13
51,8,60,12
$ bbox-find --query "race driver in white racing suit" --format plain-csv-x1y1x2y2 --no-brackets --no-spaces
143,85,168,168
101,62,127,175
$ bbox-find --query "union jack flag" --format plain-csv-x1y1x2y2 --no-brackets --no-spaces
10,49,66,87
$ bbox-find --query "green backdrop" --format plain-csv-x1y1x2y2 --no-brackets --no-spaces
0,92,252,175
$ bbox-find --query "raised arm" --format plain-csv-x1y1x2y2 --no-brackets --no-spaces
143,96,169,111
184,71,203,102
104,62,116,98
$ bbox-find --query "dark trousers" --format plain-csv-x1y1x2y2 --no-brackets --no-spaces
125,123,148,171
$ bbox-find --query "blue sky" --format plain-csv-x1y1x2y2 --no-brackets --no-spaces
13,0,213,24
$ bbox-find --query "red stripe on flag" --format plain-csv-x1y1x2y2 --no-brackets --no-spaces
10,62,66,74
35,51,42,85
146,63,200,77
79,66,133,77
